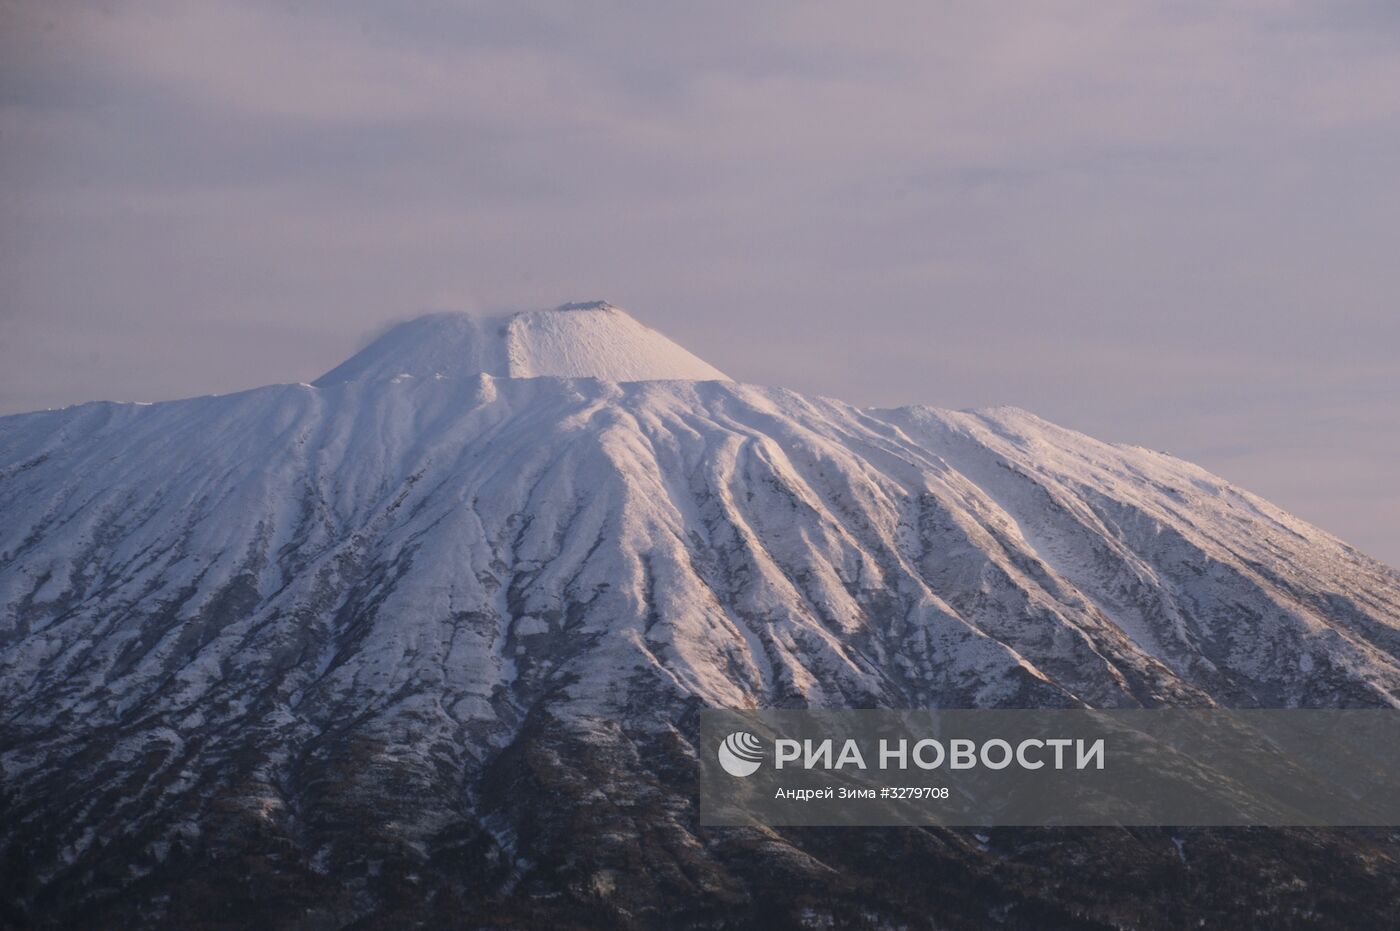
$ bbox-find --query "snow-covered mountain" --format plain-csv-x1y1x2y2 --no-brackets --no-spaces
3,303,1399,929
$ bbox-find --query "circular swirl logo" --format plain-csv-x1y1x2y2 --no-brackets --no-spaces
717,731,765,777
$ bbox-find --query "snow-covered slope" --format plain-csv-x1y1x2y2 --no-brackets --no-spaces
313,301,729,385
2,303,1399,927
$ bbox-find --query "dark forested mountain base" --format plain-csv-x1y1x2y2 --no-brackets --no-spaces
4,718,1398,930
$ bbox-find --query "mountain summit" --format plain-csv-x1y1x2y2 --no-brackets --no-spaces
314,302,729,386
3,305,1400,926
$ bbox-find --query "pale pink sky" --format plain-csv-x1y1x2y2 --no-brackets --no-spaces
2,1,1398,566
